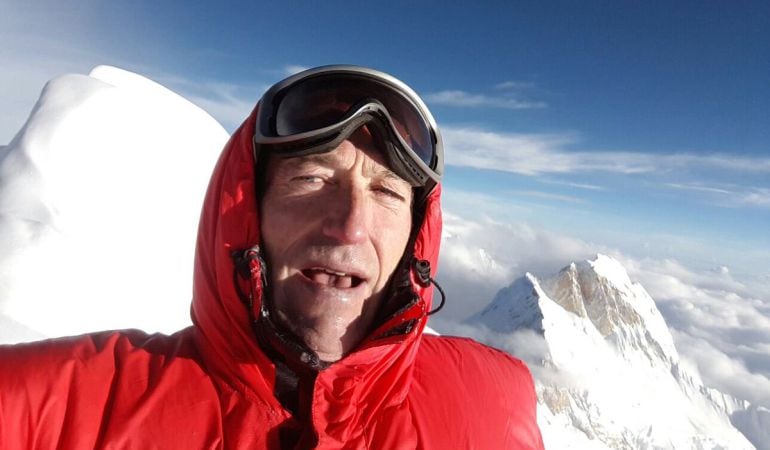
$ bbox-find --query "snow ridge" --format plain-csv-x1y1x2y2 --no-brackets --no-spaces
0,66,229,342
471,254,759,449
543,255,679,368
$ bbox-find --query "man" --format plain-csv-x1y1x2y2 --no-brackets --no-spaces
1,65,543,448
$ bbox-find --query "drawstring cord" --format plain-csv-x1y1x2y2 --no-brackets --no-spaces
231,245,267,311
413,259,447,316
427,277,446,316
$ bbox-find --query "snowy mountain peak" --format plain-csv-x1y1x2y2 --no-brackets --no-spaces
546,254,679,365
475,254,678,367
541,262,589,318
586,253,635,289
473,272,545,334
471,255,758,449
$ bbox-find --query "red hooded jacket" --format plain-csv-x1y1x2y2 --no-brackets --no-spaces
0,107,544,449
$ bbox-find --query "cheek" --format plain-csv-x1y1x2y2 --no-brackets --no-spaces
260,195,296,259
377,211,413,276
260,194,323,258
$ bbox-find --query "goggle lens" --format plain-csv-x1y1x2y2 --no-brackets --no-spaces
273,74,435,169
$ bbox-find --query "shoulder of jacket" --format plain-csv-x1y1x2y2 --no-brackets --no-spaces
0,329,213,449
416,334,535,392
420,334,530,370
0,328,198,382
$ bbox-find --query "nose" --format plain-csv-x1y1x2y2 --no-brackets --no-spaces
322,183,369,244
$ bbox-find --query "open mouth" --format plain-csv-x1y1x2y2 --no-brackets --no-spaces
301,267,364,289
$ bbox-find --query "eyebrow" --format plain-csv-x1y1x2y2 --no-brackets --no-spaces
284,153,339,169
285,153,407,184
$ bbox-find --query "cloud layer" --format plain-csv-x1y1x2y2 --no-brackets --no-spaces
620,256,770,407
434,205,770,408
436,210,598,320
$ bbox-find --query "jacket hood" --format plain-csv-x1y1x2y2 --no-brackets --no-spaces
190,105,443,410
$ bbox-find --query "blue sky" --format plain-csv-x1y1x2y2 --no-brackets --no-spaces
2,1,769,282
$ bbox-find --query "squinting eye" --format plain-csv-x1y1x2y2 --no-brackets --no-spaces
293,175,322,183
376,187,406,202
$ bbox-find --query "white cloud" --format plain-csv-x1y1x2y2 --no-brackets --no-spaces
739,188,770,208
508,190,587,204
674,332,770,407
443,126,770,177
425,90,547,109
425,80,545,110
495,80,536,90
443,127,652,175
430,207,770,408
665,182,733,195
539,178,605,191
664,183,770,209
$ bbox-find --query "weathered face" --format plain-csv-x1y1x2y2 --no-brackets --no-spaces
259,126,413,359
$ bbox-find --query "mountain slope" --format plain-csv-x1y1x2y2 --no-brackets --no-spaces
471,254,758,449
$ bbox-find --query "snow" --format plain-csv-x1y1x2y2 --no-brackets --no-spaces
472,254,759,449
0,66,228,342
587,254,679,364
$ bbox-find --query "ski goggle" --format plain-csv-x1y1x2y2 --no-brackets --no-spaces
253,65,443,192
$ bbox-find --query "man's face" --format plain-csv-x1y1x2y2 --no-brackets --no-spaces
259,126,413,358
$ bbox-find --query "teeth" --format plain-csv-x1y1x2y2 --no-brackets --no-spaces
321,268,347,277
335,275,352,288
311,270,332,286
306,268,358,288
